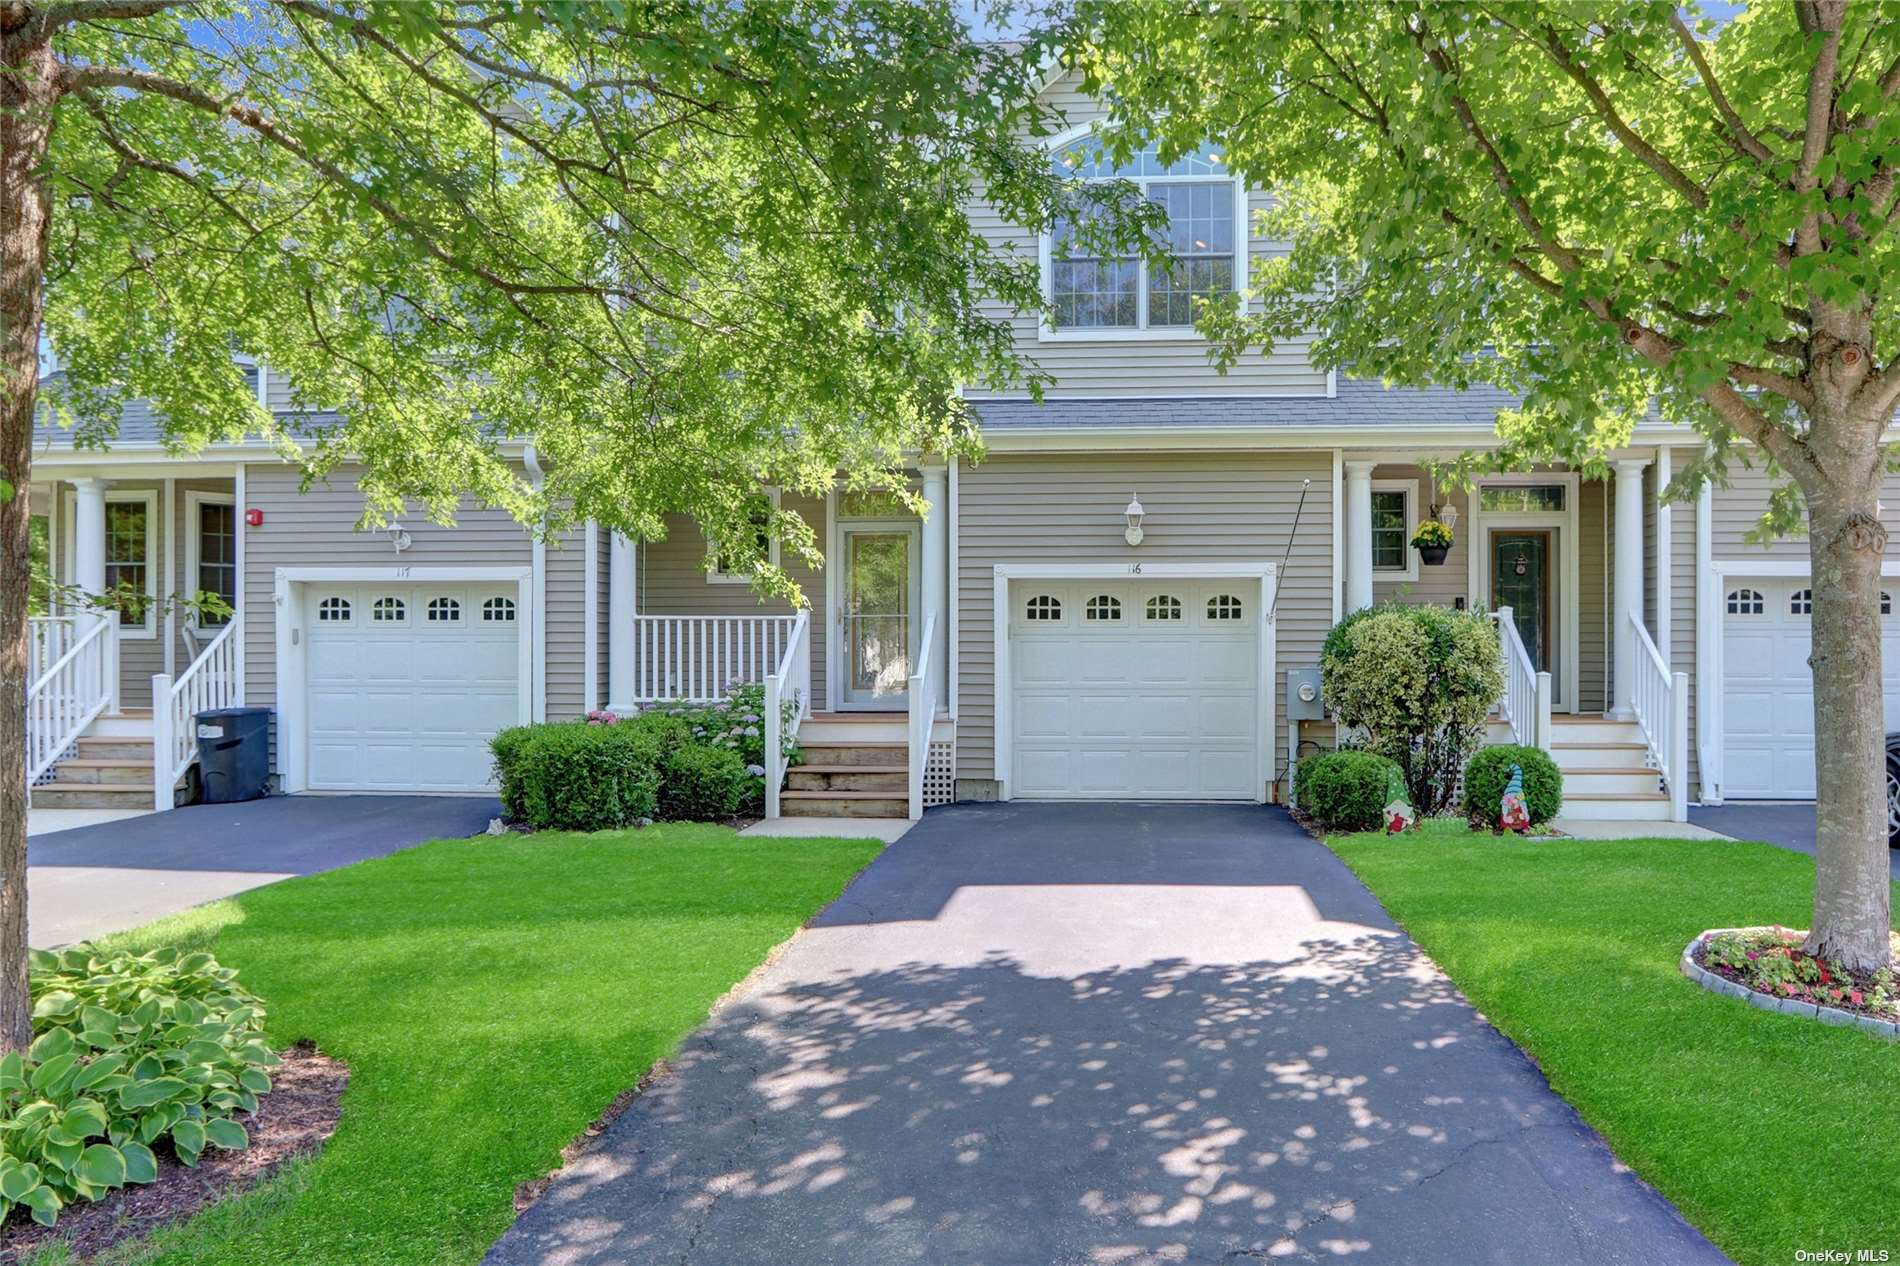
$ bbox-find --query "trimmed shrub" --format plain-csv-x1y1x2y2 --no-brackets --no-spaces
657,744,753,822
1321,603,1504,815
1297,750,1404,832
1463,744,1564,828
3,946,279,1227
490,723,662,832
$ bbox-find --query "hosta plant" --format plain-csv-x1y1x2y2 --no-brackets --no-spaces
0,946,279,1227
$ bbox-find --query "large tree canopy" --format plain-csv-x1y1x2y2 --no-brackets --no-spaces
1076,0,1900,969
16,0,1088,587
0,0,1125,1049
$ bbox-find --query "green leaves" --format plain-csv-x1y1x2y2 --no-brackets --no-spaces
1,945,276,1225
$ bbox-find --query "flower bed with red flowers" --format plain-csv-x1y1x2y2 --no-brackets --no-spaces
1693,926,1900,1022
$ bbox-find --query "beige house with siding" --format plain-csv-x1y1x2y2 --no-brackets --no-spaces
24,70,1890,825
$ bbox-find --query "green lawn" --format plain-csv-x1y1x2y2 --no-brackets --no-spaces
1328,821,1900,1266
47,825,883,1266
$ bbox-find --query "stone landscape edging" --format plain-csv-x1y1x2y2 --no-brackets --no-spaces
1680,927,1900,1040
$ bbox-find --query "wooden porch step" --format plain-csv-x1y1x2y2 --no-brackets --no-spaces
794,741,907,768
788,763,907,774
31,782,152,809
74,736,155,760
51,758,155,786
779,789,909,818
787,768,905,794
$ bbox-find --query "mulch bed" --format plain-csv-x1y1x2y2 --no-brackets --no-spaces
1691,927,1900,1024
0,1043,348,1264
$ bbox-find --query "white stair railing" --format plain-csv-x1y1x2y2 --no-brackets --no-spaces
151,619,241,811
1493,607,1552,749
1628,612,1690,822
761,608,812,819
906,614,938,821
631,614,798,703
29,616,76,681
26,615,115,787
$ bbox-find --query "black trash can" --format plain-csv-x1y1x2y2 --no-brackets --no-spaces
195,707,271,804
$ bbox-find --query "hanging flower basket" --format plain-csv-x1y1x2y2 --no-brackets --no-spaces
1412,520,1454,566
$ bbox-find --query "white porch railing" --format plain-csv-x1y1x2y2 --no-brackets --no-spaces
1628,612,1690,822
761,609,813,818
631,614,798,703
29,616,77,681
151,619,242,811
1493,606,1552,749
906,613,938,821
26,615,115,787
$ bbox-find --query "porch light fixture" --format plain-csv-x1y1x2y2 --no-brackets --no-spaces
1438,501,1459,533
1124,494,1146,546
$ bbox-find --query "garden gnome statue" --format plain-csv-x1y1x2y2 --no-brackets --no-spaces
1384,766,1416,834
1498,764,1531,835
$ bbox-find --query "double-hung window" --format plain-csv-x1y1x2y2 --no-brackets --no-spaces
1370,480,1420,581
706,489,780,583
1046,137,1243,336
188,493,237,626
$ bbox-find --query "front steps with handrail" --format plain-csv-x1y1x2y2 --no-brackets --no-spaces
1485,713,1672,821
31,710,166,809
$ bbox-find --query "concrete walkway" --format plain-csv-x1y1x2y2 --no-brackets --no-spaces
488,802,1724,1266
28,794,499,947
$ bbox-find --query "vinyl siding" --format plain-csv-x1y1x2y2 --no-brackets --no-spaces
963,70,1329,400
635,491,828,708
1664,449,1699,790
955,451,1333,792
545,523,587,720
1579,476,1610,712
1371,466,1469,608
1710,462,1900,558
241,461,535,737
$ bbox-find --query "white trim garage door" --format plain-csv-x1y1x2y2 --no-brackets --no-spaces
303,583,522,791
1008,579,1260,799
1721,577,1900,799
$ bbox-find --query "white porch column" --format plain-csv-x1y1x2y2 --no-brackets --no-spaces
70,477,108,598
607,531,636,711
1610,457,1649,719
920,464,949,710
1343,460,1376,613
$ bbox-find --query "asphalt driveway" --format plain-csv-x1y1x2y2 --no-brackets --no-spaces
488,802,1723,1266
1690,801,1900,881
29,794,499,947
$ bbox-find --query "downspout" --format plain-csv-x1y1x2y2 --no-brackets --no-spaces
524,444,548,722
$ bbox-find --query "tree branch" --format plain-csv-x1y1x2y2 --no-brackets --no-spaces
1669,13,1776,165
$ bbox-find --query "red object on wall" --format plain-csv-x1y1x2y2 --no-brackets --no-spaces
244,508,264,527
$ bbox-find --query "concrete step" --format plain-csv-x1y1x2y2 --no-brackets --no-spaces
1550,741,1652,770
1559,767,1662,796
794,741,907,768
32,781,153,809
52,758,154,786
74,736,155,761
1561,791,1672,820
786,766,907,793
780,790,909,818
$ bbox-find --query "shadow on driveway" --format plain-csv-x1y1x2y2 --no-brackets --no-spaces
30,794,499,947
487,802,1724,1266
1690,802,1900,881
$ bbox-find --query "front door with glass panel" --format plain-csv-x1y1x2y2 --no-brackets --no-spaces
840,525,918,708
1491,530,1552,675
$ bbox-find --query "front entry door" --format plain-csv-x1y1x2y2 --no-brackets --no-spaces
1491,530,1552,674
840,525,918,708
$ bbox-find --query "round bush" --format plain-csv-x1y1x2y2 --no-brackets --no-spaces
1462,744,1563,828
1297,749,1404,832
491,723,662,832
657,743,753,822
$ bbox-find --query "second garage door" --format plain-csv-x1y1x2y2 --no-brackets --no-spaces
1722,577,1900,799
1008,579,1262,800
304,583,524,792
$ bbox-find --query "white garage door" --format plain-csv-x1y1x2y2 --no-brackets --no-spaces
1008,579,1262,800
1722,577,1900,799
304,583,523,792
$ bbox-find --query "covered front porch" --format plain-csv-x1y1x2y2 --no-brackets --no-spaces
1338,451,1689,820
26,467,244,812
603,467,954,820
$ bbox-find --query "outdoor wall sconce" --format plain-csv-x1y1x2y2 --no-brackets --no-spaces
1437,501,1459,533
385,522,414,554
1124,494,1146,546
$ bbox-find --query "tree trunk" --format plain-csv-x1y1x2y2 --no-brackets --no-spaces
0,14,58,1050
1802,406,1895,974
